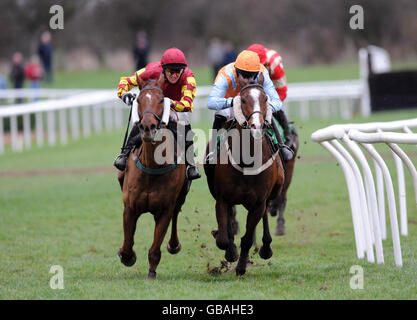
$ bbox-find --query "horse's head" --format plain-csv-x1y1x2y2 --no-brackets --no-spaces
235,73,270,140
136,74,165,142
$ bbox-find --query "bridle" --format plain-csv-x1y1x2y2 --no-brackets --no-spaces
137,86,166,129
238,83,268,130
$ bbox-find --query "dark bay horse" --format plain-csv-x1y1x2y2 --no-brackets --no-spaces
204,80,285,276
117,74,190,279
268,130,299,235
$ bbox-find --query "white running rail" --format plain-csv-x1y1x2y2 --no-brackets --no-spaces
0,90,124,153
0,80,363,154
311,118,417,267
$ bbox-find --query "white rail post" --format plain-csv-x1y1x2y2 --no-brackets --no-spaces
374,160,387,239
359,143,402,267
82,105,91,137
331,138,383,263
93,105,102,133
23,113,31,150
320,141,366,259
10,115,18,152
299,100,309,120
70,107,80,140
0,117,4,154
35,112,44,147
104,103,113,131
47,111,56,146
391,151,407,236
59,109,68,145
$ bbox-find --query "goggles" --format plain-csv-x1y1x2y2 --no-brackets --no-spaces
236,69,259,80
165,68,184,76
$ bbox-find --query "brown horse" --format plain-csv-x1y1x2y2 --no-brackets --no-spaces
117,74,190,279
268,130,299,235
230,127,298,244
204,80,285,276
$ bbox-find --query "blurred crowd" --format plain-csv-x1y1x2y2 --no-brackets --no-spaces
1,31,53,103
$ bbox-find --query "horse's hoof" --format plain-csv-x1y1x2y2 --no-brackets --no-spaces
259,245,273,260
147,270,157,280
118,249,137,267
167,242,181,254
235,267,246,276
269,208,278,217
225,244,239,262
275,224,286,236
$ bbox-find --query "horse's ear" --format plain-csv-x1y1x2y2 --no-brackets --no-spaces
257,72,264,86
156,72,165,89
138,76,146,90
237,75,246,89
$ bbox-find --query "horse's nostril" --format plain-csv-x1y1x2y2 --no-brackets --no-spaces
139,124,145,131
150,123,157,131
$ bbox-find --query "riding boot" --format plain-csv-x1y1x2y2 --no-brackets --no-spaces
184,124,201,180
114,123,141,171
271,116,293,162
274,110,293,149
206,114,227,162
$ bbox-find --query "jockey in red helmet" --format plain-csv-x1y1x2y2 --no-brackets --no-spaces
114,48,201,180
247,43,295,150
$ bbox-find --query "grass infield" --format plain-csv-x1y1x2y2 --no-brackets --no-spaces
1,108,417,299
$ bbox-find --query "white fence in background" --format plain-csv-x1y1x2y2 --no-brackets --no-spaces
0,79,364,154
311,118,417,267
0,90,124,154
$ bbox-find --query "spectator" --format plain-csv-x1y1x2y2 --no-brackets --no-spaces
38,31,53,83
133,30,150,71
0,74,7,104
222,41,237,66
10,52,25,103
25,56,43,101
207,38,224,81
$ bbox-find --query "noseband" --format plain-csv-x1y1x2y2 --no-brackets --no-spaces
239,83,267,130
138,86,165,129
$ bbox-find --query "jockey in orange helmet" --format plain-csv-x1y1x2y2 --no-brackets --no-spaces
207,50,293,162
114,48,201,180
247,43,295,149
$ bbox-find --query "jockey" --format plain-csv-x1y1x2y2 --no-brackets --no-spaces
247,43,294,149
206,50,293,162
114,48,201,180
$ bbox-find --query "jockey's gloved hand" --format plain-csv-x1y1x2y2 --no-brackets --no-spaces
122,93,136,106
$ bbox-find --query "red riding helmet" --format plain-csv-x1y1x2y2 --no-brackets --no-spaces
160,48,188,69
247,43,267,65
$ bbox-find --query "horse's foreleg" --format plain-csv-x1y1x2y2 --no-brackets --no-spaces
225,206,239,262
118,206,139,267
147,210,172,279
259,209,273,259
236,203,265,276
215,200,229,251
167,206,181,254
275,197,287,236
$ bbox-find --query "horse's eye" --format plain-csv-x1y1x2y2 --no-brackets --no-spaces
264,97,268,103
241,98,246,104
160,99,164,104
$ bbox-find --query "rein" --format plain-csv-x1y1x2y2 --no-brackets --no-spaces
138,86,166,129
134,85,178,175
238,83,268,130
